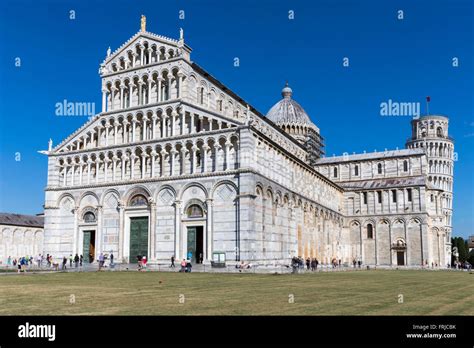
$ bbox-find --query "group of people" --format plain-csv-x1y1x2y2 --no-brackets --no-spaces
235,261,252,271
4,255,33,271
352,258,362,268
98,253,114,270
307,258,320,271
60,254,86,270
136,255,147,271
291,256,363,273
2,253,98,272
3,254,54,272
179,258,193,272
170,253,193,273
451,261,472,270
12,256,30,273
290,256,320,272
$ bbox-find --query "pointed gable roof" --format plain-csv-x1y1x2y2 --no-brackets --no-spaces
101,30,191,66
51,114,101,154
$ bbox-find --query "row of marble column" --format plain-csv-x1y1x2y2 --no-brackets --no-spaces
102,71,184,112
58,138,238,187
354,188,422,215
429,175,453,192
65,108,233,152
429,160,453,175
410,140,454,159
109,44,180,73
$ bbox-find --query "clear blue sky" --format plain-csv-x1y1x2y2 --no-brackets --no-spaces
0,0,472,238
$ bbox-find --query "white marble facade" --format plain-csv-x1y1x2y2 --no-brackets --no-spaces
0,214,44,262
42,24,453,267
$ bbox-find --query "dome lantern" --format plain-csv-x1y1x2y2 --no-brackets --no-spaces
266,82,316,129
265,82,325,164
281,81,293,99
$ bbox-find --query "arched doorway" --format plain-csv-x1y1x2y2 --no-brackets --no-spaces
127,194,150,263
80,208,97,263
183,200,206,264
392,238,407,266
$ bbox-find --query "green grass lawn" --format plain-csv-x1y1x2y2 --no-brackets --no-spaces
0,270,472,315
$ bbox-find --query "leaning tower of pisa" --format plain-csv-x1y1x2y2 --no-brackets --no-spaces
406,115,454,265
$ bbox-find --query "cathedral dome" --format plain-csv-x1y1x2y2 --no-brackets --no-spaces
266,82,316,129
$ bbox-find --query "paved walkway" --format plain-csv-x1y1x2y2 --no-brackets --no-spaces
0,262,460,275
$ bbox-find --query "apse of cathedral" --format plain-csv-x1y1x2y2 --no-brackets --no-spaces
41,17,454,267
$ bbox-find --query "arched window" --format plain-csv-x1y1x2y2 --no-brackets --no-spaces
187,204,203,218
354,165,359,176
437,127,444,137
196,151,202,167
377,163,382,174
84,212,96,223
403,160,408,172
198,87,204,105
367,224,373,239
130,194,148,206
333,167,338,178
196,117,202,132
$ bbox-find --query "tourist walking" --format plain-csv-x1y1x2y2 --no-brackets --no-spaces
23,257,28,272
141,256,147,271
170,255,175,268
62,256,67,270
98,253,105,270
7,256,11,268
74,254,79,268
306,257,310,270
110,253,114,266
80,254,83,267
36,254,42,268
69,254,73,268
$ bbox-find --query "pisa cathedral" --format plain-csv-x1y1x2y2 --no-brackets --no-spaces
42,19,454,267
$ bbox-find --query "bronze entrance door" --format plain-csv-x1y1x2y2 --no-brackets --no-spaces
130,217,149,262
397,251,405,266
83,230,96,263
186,226,204,264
